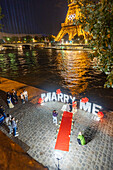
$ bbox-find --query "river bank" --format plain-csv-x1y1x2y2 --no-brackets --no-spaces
0,77,113,170
0,131,48,170
0,77,48,170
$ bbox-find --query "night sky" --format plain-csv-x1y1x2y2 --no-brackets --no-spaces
0,0,68,36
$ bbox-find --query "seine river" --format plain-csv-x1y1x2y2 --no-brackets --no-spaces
0,48,113,110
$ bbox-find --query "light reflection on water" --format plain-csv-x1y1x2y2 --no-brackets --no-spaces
0,49,105,95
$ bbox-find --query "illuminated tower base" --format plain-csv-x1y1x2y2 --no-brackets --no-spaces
55,1,86,42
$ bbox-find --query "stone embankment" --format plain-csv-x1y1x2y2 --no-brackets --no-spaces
0,77,113,170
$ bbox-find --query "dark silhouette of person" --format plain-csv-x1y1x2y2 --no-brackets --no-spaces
68,98,72,112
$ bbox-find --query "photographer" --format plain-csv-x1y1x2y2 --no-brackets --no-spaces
5,114,12,134
11,117,19,137
52,110,58,125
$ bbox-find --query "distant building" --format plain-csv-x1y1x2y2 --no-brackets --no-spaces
0,32,42,39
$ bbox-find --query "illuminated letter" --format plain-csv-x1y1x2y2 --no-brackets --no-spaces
46,92,52,102
41,93,46,101
58,93,63,102
51,92,57,101
64,94,69,103
80,100,91,113
41,93,51,102
92,103,102,115
70,96,76,102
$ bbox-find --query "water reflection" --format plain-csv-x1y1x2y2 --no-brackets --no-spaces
58,51,90,95
0,49,105,95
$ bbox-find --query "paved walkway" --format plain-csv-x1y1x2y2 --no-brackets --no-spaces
0,78,113,170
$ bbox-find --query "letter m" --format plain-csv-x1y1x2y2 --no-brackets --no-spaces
80,100,91,113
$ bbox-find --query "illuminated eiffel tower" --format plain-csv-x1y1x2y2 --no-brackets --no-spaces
55,0,86,42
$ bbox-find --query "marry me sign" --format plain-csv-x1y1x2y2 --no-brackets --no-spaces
38,89,103,117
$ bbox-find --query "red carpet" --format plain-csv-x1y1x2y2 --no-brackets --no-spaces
55,111,73,151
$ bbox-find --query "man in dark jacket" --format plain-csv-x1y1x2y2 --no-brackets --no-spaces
0,105,6,118
68,98,72,112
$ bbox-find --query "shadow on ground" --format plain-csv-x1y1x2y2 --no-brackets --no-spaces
0,130,48,170
84,122,99,144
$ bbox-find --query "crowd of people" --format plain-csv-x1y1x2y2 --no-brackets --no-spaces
0,105,18,137
6,89,28,108
0,89,28,137
1,90,86,143
5,113,19,137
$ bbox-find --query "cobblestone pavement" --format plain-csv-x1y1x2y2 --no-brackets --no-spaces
0,98,113,170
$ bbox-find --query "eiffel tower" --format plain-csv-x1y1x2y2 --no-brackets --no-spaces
55,0,86,42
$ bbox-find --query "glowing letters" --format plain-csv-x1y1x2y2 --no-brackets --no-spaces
92,103,102,115
41,92,75,103
80,100,91,113
40,92,102,116
80,100,102,115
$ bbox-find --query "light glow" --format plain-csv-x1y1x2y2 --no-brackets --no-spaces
68,14,76,20
40,91,103,116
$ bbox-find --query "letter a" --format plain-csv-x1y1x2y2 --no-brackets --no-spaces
51,92,57,101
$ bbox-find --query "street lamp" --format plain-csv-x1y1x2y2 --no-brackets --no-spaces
56,158,62,170
54,151,62,170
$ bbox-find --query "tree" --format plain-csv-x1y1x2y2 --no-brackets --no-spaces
78,0,113,88
47,35,55,42
25,35,32,43
34,36,41,42
3,36,11,43
11,36,19,43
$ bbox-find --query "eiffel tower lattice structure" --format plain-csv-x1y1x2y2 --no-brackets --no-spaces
55,0,86,42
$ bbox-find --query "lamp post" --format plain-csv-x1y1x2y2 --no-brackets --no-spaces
55,151,62,170
56,157,62,170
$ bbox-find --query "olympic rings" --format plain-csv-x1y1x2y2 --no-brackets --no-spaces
68,14,76,20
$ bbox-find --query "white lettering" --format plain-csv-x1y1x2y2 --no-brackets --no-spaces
41,93,102,116
46,92,51,102
92,103,102,115
41,93,52,102
51,92,57,101
64,94,69,103
41,93,46,101
58,93,63,102
70,96,76,102
80,100,91,113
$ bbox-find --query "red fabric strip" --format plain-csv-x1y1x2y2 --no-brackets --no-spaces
55,111,73,151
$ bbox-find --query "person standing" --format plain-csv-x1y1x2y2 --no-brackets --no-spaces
12,89,18,104
52,110,58,125
20,92,25,104
7,96,14,108
0,105,6,118
11,117,19,137
68,98,73,112
72,101,77,113
23,89,28,102
7,91,11,98
77,132,86,145
5,114,12,134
